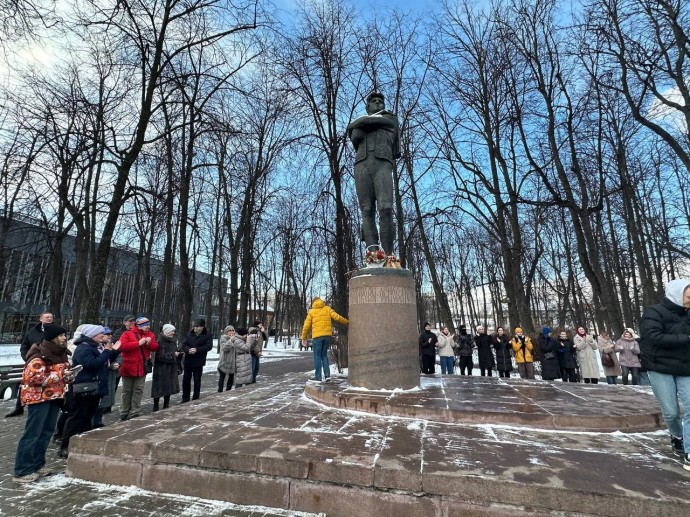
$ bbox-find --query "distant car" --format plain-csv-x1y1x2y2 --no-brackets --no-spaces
299,339,313,351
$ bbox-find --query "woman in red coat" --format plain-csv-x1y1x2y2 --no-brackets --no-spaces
118,316,158,420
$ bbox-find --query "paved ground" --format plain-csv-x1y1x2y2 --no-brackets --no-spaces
66,371,690,517
0,352,322,517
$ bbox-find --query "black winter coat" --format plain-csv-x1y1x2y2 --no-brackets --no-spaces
640,297,690,375
418,330,438,357
555,338,577,369
20,323,45,361
475,333,495,368
152,333,180,398
493,335,513,372
182,329,213,368
538,335,561,380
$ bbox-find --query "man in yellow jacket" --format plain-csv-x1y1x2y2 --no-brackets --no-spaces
301,297,349,381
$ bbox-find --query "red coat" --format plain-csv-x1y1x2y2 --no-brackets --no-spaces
119,327,159,377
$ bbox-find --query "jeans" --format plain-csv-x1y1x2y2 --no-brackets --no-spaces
621,366,639,385
639,370,651,386
312,336,331,381
120,376,145,418
14,400,61,476
606,375,617,384
440,356,454,374
648,371,690,452
182,366,203,402
251,355,260,383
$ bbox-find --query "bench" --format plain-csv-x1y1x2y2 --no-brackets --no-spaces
0,364,24,400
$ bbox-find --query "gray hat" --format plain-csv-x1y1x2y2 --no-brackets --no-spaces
224,325,235,333
123,315,136,322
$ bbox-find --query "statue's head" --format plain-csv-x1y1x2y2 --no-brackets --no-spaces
366,91,385,114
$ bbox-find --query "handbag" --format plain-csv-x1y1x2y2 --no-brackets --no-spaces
72,380,99,396
141,348,153,374
601,352,615,368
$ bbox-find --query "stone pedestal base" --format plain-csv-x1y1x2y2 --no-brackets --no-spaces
348,268,419,390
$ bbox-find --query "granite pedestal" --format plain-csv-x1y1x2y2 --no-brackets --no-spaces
348,267,419,390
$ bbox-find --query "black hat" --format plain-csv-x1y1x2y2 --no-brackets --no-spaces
43,324,67,342
459,324,467,330
193,318,206,327
236,327,247,336
253,320,261,327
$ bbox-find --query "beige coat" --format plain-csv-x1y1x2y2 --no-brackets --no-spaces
573,333,599,380
436,333,455,357
597,336,621,377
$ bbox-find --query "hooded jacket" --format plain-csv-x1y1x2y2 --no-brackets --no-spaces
301,298,348,340
640,279,690,375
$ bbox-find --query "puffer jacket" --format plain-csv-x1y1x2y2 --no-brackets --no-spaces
301,298,348,340
511,335,534,363
234,334,253,385
640,279,690,375
20,358,70,405
119,327,159,377
493,335,513,372
615,337,641,368
71,336,120,397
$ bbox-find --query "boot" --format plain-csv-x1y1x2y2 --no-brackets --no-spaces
672,436,684,456
92,408,104,428
5,407,24,418
152,398,160,412
163,396,170,409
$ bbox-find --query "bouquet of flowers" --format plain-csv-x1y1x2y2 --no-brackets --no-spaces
365,245,386,267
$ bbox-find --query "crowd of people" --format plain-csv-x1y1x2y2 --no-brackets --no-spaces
8,313,268,483
418,322,646,385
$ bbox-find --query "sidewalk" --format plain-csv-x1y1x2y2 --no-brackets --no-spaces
0,352,320,517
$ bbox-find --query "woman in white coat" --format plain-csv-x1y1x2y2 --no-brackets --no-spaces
573,326,599,383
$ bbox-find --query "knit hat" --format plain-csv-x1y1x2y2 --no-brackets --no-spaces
135,317,150,328
515,327,523,334
162,324,176,335
193,318,206,327
103,327,113,335
72,324,86,341
224,325,235,333
82,324,106,338
542,326,551,336
43,324,67,342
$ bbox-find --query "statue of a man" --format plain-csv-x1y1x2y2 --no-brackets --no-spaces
347,91,401,256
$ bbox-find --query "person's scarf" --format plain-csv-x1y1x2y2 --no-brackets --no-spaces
26,339,70,366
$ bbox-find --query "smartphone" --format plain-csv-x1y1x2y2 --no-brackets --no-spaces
67,364,83,374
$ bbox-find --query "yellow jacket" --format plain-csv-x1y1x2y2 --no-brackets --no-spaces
301,298,348,340
511,336,534,363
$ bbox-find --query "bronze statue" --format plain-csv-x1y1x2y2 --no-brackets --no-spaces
347,92,401,256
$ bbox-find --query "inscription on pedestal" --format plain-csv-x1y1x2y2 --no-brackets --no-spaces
350,286,414,305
